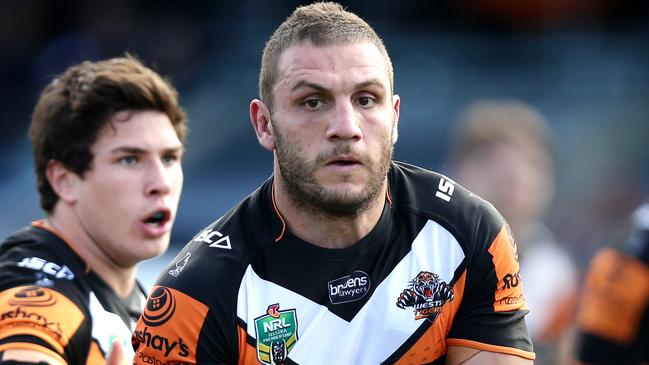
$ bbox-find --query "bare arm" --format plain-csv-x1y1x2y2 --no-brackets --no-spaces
1,349,65,365
446,345,534,365
1,340,124,365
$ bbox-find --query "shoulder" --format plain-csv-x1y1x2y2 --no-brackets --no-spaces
155,180,279,304
390,161,506,255
1,225,84,293
0,227,92,364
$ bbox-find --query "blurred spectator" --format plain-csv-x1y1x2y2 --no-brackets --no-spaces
447,99,579,364
574,202,649,364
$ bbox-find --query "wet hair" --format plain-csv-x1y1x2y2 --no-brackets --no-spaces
30,54,187,213
259,2,393,111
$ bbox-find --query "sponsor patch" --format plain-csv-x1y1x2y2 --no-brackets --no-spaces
328,271,371,304
132,286,208,364
254,304,298,365
396,271,454,321
142,287,177,327
0,286,84,348
8,286,57,307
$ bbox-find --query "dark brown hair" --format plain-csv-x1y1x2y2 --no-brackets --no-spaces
30,54,187,213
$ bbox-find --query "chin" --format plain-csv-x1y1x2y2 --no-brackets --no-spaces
140,238,170,259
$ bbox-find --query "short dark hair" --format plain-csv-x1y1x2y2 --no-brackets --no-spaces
259,2,393,111
29,55,188,213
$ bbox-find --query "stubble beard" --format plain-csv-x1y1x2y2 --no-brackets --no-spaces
273,122,393,218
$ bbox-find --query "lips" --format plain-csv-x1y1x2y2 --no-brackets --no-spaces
140,208,172,237
326,155,362,166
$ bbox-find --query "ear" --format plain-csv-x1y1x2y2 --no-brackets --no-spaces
250,99,275,151
391,94,400,144
46,160,80,204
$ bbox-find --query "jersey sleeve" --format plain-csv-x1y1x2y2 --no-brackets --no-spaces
0,285,86,364
132,239,243,365
446,223,535,360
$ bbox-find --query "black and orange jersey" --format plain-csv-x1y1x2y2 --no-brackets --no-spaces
132,161,534,365
576,203,649,365
0,222,146,364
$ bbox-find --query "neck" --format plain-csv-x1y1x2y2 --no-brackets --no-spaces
43,208,136,298
273,179,388,249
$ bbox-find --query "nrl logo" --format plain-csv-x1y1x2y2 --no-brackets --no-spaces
396,271,454,321
254,304,298,365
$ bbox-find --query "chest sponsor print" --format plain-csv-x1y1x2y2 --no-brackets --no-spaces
396,271,454,321
254,304,298,365
328,270,371,304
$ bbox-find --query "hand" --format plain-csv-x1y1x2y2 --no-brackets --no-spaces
105,339,126,365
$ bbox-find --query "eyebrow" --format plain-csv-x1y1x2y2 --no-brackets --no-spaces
290,78,387,93
110,145,184,155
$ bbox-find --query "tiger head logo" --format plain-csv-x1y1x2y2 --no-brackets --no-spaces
396,270,454,320
411,271,441,300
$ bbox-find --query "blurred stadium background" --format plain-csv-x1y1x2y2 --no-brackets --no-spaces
1,0,648,288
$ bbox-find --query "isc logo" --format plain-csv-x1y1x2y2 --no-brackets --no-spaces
435,177,455,202
194,229,231,249
17,257,75,280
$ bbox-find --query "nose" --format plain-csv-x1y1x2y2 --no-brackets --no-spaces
326,101,362,141
145,158,173,197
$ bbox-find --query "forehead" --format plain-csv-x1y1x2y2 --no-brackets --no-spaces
93,110,180,150
275,41,391,91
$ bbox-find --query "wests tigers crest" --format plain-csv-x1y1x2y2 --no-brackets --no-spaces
396,271,454,320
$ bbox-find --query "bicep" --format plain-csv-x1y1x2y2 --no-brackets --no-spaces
1,348,66,365
445,346,534,365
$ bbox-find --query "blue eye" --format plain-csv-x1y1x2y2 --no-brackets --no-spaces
162,154,179,164
119,156,138,165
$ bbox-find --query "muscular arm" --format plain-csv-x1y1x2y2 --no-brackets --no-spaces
0,349,65,365
446,346,534,365
1,340,124,365
1,349,64,365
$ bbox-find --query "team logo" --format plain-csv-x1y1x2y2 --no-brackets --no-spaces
328,271,371,304
168,252,191,277
396,271,454,320
9,286,57,307
142,287,176,326
254,304,298,365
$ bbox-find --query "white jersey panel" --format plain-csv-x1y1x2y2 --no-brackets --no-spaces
236,219,465,365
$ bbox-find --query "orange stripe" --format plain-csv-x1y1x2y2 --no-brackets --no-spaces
394,272,466,364
487,225,528,312
31,220,90,273
0,342,67,364
237,324,259,365
271,183,286,242
86,341,105,365
0,326,64,354
0,286,85,349
386,186,393,207
446,339,536,360
133,286,207,363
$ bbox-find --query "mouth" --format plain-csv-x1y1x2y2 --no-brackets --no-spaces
143,209,171,227
424,287,433,297
327,155,362,167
